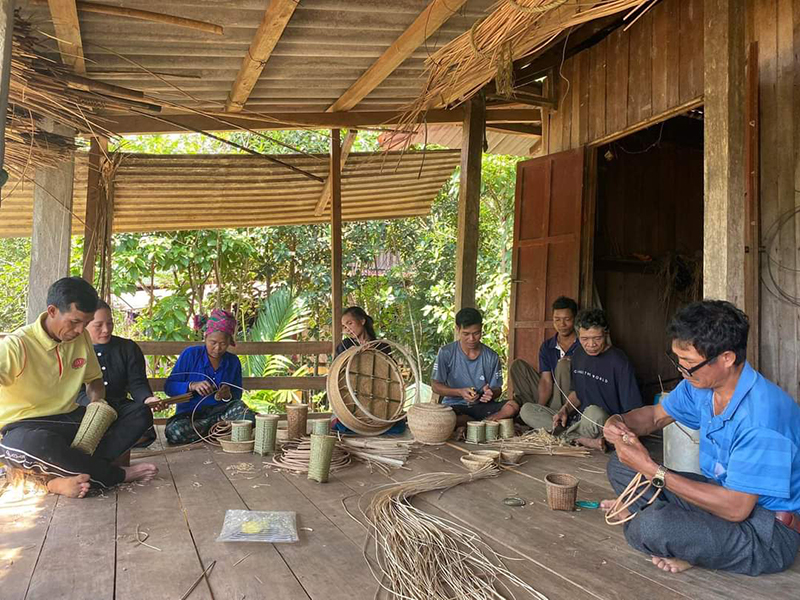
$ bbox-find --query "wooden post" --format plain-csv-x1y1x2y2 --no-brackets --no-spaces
0,1,12,174
330,129,343,352
27,120,76,321
82,137,108,283
454,94,485,316
703,0,745,305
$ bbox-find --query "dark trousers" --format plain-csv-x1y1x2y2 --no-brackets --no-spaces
165,399,254,445
607,453,800,575
450,400,508,420
0,403,153,488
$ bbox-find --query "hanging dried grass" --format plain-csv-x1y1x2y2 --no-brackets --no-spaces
396,0,657,136
4,14,114,177
355,465,549,599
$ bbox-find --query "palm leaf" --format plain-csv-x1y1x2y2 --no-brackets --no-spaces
244,288,309,378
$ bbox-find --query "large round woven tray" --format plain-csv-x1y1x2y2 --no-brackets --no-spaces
328,341,414,436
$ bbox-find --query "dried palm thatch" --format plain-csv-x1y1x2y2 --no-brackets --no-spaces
355,465,550,599
4,15,114,178
490,428,591,457
398,0,657,132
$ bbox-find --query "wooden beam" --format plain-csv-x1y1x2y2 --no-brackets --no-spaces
486,123,542,137
330,129,343,352
81,137,107,283
225,0,298,113
744,41,759,367
106,108,542,134
314,130,357,216
137,340,331,356
0,2,12,175
27,120,75,321
454,95,485,316
149,376,326,392
327,0,467,113
47,0,86,74
702,0,745,304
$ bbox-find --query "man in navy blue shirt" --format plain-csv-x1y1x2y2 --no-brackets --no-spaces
602,301,800,576
513,296,579,415
521,308,642,450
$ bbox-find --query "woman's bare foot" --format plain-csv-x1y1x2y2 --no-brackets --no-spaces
123,462,159,483
651,556,693,573
46,474,91,498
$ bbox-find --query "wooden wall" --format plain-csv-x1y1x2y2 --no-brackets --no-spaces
544,0,704,154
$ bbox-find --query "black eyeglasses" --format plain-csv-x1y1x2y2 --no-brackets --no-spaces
665,352,718,377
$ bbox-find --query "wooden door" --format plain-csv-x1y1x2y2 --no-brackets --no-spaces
508,147,586,379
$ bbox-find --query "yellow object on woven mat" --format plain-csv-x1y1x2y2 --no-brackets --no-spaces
71,401,117,455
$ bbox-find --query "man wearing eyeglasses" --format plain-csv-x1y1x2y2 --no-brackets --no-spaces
520,308,643,450
601,300,800,576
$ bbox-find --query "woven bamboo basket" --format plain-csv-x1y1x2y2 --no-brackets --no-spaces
71,401,118,455
465,421,486,444
472,449,501,464
286,403,309,440
545,473,579,511
309,418,331,436
499,418,515,439
484,420,500,441
219,436,256,454
406,403,456,444
307,434,337,483
254,414,279,456
501,450,525,464
328,341,418,436
231,420,253,442
461,454,494,472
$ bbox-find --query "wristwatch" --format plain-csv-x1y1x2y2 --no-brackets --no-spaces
651,464,668,489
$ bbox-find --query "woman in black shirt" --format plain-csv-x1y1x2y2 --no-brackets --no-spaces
77,300,158,447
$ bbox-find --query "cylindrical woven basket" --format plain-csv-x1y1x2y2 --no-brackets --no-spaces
230,420,253,442
466,421,486,444
254,414,279,455
309,418,330,436
286,404,309,440
308,434,337,483
71,401,118,455
499,418,515,439
484,420,500,441
545,472,579,511
406,403,456,444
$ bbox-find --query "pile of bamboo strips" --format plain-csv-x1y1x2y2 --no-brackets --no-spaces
399,0,656,130
4,16,114,177
337,437,416,475
490,428,591,457
358,465,549,599
269,437,352,475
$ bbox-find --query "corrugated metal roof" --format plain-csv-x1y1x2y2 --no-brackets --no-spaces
20,0,496,115
0,149,460,237
380,124,539,156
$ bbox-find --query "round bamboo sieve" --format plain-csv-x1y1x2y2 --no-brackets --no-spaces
307,434,337,483
71,401,118,455
230,420,253,442
310,418,330,436
499,418,515,439
254,414,279,456
466,421,486,444
484,420,500,441
286,404,309,440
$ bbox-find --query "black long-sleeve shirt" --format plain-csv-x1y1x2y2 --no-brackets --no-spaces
77,335,153,406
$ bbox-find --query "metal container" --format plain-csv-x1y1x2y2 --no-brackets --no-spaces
663,422,702,475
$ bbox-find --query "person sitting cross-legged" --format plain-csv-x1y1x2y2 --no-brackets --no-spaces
431,307,517,425
520,308,643,450
0,278,158,498
163,309,254,445
601,300,800,576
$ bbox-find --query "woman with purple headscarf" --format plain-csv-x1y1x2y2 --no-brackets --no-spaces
163,309,254,445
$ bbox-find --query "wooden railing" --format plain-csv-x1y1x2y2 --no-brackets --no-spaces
137,340,331,392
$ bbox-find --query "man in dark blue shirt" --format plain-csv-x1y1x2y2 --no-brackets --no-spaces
513,296,579,419
521,308,642,450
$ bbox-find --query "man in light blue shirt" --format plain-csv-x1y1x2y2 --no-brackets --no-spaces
431,307,516,423
601,300,800,576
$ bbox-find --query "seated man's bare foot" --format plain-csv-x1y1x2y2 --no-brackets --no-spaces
123,462,159,483
651,556,693,574
46,474,91,498
599,499,630,520
451,425,466,441
575,436,606,451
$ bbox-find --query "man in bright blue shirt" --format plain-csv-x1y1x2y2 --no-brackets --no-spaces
601,300,800,576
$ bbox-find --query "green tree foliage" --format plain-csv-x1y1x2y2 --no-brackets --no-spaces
0,237,30,330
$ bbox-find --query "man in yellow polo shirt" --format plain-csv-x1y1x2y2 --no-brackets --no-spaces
0,277,157,498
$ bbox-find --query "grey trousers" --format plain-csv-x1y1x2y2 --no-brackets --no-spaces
607,453,800,575
519,403,609,441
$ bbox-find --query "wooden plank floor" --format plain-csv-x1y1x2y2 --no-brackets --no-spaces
2,432,799,600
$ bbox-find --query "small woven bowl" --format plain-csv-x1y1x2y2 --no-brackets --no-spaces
461,454,494,472
472,449,501,464
501,450,525,464
545,472,579,511
219,436,256,454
